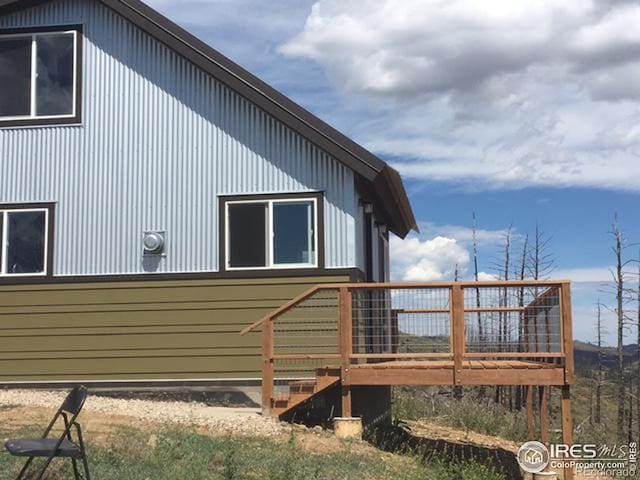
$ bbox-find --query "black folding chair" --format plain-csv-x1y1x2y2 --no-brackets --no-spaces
5,385,91,480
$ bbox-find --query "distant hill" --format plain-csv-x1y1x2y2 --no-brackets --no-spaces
574,340,638,371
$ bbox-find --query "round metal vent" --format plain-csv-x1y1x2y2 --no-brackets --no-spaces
143,232,165,254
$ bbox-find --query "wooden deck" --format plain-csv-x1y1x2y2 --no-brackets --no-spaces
241,280,575,479
348,360,566,386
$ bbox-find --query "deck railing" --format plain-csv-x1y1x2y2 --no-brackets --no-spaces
240,280,574,413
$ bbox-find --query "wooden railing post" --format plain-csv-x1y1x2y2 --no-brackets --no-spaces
339,287,353,417
261,317,274,416
560,282,575,384
451,285,465,387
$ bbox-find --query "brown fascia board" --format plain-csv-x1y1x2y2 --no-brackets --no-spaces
373,167,418,238
0,0,417,236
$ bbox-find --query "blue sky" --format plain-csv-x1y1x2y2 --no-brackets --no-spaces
148,0,640,344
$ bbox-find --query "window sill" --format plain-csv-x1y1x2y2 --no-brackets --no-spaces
227,265,318,271
0,274,47,278
0,116,82,129
221,267,326,277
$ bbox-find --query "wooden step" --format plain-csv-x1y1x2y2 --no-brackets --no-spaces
270,367,341,418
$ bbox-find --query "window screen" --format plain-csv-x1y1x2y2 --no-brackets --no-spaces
228,203,267,268
6,211,46,274
0,38,32,117
273,202,314,265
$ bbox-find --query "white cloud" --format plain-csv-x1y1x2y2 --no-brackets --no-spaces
281,0,640,191
420,222,515,247
477,271,499,281
389,222,524,282
390,235,469,282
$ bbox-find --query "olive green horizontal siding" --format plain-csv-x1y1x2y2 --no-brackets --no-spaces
0,276,348,383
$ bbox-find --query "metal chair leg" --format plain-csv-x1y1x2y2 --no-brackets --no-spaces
76,423,91,480
71,457,81,480
81,452,91,480
35,455,56,480
16,456,33,480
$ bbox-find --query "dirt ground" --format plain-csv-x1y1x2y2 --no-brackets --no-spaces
0,389,388,459
405,419,522,454
0,390,616,479
0,389,285,437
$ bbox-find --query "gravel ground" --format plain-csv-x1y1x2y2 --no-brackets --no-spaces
0,389,286,436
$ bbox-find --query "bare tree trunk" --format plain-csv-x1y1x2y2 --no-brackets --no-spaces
595,301,603,424
515,234,529,411
528,223,555,419
472,213,484,399
612,216,626,440
496,226,512,407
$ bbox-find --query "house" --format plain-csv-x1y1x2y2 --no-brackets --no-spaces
0,4,577,470
0,0,416,385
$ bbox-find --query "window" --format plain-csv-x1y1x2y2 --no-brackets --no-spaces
0,27,80,126
224,196,318,270
0,207,50,276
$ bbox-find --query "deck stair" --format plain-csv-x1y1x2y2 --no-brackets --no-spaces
271,366,341,417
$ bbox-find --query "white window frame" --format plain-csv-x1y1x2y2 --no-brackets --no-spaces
225,197,318,271
0,207,49,277
0,29,78,121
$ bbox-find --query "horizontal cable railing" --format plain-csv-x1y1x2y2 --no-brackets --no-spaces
240,280,573,414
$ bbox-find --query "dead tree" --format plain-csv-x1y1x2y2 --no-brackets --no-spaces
610,215,631,440
595,300,606,424
491,225,513,407
472,213,485,398
528,222,555,280
515,234,529,411
527,223,555,417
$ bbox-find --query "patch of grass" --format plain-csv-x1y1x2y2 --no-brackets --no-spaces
424,458,507,480
0,429,424,480
394,387,529,443
1,423,504,480
394,374,632,452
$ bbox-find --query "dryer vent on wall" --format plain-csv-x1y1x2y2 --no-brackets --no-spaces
143,231,165,255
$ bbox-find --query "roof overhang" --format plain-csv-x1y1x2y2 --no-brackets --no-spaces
0,0,418,237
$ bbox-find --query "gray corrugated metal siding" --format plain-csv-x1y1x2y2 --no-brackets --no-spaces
0,0,358,275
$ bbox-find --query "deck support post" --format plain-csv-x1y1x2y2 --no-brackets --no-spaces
561,385,574,480
261,318,274,416
339,287,353,417
539,386,549,444
451,285,465,388
526,386,535,440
